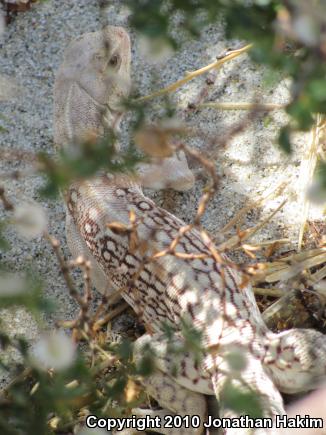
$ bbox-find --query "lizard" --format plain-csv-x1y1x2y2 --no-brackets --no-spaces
54,26,326,434
54,26,195,298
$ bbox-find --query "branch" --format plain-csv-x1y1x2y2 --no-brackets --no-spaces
198,102,285,111
137,44,253,102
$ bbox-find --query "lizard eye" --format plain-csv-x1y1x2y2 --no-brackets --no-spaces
109,54,120,68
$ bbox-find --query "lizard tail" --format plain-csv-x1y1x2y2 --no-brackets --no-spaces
263,328,326,394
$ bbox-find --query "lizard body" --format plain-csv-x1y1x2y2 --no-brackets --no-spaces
54,27,326,434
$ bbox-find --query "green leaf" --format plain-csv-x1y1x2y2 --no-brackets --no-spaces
225,350,248,372
309,79,326,102
278,126,292,154
287,100,314,131
117,339,133,361
222,380,263,418
136,351,156,377
0,332,11,349
0,219,10,251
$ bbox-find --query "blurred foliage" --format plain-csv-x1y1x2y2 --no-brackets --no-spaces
222,379,264,419
0,274,151,434
0,274,214,434
0,272,51,316
0,221,9,250
0,356,94,435
39,135,144,197
0,114,8,139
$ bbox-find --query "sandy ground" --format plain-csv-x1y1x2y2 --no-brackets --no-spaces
0,0,323,384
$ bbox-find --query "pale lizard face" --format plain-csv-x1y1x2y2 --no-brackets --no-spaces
54,26,132,145
62,25,131,110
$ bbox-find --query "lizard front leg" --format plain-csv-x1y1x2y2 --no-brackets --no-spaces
66,211,116,296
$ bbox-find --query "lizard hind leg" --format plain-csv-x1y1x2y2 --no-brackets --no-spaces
130,369,207,435
132,333,208,435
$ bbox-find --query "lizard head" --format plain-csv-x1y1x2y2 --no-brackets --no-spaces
62,25,131,113
54,26,131,146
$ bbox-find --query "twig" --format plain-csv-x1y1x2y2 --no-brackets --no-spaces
310,264,326,283
0,169,37,181
265,252,326,283
0,368,32,398
245,238,290,247
249,247,326,284
198,102,285,111
177,142,219,225
220,182,287,234
0,186,14,211
253,287,284,297
185,70,219,113
137,44,252,102
0,147,37,163
93,301,129,330
45,234,97,339
72,256,93,307
45,234,86,309
217,199,287,251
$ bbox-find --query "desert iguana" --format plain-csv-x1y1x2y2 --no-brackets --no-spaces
54,26,326,435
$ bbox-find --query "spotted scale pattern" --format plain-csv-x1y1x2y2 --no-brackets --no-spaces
66,174,326,425
56,26,326,433
67,176,265,348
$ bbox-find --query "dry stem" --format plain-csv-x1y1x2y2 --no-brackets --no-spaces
298,114,325,250
137,44,252,102
198,102,285,111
